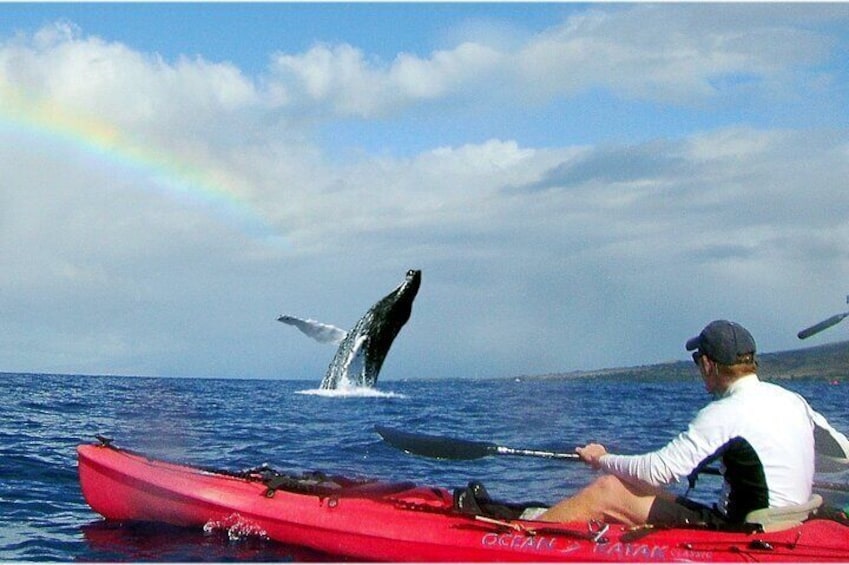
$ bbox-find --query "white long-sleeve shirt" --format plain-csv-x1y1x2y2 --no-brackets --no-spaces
598,374,849,521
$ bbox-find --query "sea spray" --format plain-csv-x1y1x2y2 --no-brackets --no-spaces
203,513,267,542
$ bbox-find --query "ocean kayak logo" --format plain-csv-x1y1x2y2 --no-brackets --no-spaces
480,532,715,560
480,532,558,552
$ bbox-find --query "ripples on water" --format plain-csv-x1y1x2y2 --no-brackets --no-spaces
1,372,847,561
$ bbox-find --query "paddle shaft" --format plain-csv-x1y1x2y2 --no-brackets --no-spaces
812,480,849,493
496,445,579,460
690,467,849,493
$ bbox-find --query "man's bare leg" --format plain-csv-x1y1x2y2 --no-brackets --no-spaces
537,474,671,526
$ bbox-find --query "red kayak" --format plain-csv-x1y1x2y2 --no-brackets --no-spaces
78,441,849,562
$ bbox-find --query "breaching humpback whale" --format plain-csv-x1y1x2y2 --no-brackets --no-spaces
278,269,421,389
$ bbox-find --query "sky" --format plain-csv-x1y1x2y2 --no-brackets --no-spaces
2,3,849,381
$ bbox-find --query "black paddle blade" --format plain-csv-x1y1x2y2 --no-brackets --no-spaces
798,312,849,340
375,425,496,460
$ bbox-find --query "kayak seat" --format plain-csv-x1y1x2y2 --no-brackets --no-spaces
744,494,823,532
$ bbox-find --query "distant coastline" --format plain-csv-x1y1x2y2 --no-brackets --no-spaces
527,340,849,381
2,340,846,382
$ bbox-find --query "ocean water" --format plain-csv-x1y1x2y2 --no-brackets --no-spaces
1,371,847,561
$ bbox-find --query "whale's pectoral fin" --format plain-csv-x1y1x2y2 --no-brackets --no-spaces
277,315,347,345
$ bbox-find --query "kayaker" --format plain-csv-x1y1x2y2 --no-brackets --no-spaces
537,319,849,527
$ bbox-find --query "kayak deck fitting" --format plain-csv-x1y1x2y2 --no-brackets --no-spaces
77,440,849,562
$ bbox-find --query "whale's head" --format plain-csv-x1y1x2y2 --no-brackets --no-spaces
402,269,422,296
368,269,421,341
376,269,420,317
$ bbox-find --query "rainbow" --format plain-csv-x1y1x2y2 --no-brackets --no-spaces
0,79,282,244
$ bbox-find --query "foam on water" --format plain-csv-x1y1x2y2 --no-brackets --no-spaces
203,513,267,542
296,384,406,399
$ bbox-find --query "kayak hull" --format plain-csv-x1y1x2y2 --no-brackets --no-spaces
77,443,849,562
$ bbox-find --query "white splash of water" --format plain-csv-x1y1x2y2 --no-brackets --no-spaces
295,384,406,399
203,513,267,541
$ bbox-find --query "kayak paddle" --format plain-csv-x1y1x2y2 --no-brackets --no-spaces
798,312,849,340
374,425,579,461
376,426,849,493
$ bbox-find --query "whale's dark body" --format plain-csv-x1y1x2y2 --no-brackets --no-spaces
279,270,421,389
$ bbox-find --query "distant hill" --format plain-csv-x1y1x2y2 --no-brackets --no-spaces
759,340,849,380
530,340,849,381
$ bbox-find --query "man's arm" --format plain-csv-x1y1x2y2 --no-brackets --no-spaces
809,407,849,472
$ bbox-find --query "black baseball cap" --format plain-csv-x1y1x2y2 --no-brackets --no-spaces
686,320,757,365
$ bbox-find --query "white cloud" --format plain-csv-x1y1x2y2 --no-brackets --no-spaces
261,4,846,118
1,20,260,149
268,41,502,118
509,5,837,104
